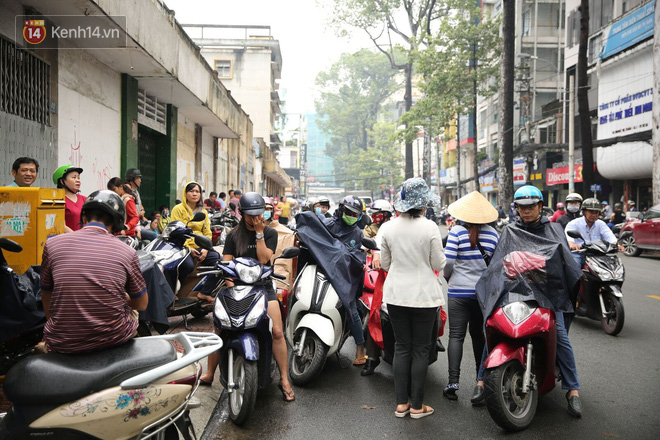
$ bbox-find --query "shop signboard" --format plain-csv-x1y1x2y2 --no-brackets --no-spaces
478,158,498,193
513,157,528,186
601,1,654,59
546,163,583,186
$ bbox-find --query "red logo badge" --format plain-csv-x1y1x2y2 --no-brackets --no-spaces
23,20,46,45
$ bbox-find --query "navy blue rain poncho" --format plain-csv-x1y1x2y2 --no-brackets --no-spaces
294,211,365,309
475,216,582,321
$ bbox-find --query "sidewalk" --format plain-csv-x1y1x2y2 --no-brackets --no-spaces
164,313,222,438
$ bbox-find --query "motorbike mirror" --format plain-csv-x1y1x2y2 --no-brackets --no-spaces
193,234,214,251
566,230,583,240
229,202,237,211
361,237,379,250
188,212,207,224
0,238,23,253
277,246,300,259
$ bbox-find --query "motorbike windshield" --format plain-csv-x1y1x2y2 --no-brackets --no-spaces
475,221,582,320
295,211,365,309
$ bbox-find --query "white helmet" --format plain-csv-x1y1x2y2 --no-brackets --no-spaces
369,199,394,214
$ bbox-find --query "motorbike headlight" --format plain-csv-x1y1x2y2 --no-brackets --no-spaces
214,297,231,328
589,261,613,281
236,263,261,284
613,258,625,280
245,297,267,328
503,302,535,325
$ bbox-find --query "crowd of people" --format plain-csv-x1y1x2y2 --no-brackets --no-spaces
6,155,640,423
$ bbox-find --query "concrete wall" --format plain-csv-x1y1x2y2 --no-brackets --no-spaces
176,112,196,194
57,46,121,193
201,49,272,143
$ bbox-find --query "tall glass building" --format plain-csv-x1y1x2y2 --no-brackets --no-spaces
304,113,335,186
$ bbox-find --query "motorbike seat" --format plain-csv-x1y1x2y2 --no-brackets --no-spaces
4,338,176,406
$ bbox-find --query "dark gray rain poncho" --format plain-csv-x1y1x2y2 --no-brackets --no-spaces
294,211,365,309
475,216,582,321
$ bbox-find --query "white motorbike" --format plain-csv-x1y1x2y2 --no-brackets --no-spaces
285,237,377,386
0,332,221,439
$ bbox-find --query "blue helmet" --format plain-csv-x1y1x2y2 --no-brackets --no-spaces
513,185,543,206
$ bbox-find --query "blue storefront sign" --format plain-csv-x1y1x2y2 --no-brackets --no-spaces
601,1,654,59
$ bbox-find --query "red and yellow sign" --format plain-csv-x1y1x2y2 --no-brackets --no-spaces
546,164,584,186
23,20,46,45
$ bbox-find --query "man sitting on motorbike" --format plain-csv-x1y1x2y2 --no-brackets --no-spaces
510,185,583,418
170,181,220,303
39,190,149,353
565,198,620,269
323,195,368,365
558,193,583,229
263,197,296,287
200,193,295,401
608,203,626,229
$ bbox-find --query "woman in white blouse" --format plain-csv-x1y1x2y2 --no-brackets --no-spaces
380,178,446,419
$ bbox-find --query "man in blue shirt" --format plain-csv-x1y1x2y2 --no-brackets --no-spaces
565,198,620,268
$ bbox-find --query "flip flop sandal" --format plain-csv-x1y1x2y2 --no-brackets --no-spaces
278,384,296,402
353,355,368,366
394,403,411,418
410,405,434,419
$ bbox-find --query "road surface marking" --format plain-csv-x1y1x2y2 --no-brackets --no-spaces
648,295,660,300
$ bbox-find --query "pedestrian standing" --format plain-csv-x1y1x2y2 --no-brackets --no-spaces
229,190,242,219
125,168,143,213
379,178,446,419
53,165,85,233
442,191,499,405
107,177,139,237
276,195,292,225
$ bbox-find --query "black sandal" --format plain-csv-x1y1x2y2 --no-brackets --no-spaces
277,384,295,402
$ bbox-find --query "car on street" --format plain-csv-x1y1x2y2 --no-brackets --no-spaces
618,204,660,257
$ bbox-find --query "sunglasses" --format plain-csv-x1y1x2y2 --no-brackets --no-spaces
344,210,360,218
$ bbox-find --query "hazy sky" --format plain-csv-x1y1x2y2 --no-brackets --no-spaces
163,0,374,115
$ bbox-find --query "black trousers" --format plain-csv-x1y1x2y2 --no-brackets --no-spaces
447,297,485,384
389,304,437,409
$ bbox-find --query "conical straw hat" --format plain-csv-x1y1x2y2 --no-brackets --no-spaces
448,191,498,224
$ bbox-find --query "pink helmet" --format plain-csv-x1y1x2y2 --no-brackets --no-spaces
556,202,565,209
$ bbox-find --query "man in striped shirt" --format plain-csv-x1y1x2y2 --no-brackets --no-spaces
40,190,148,353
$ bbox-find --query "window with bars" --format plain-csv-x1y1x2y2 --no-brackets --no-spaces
137,89,167,134
214,60,232,78
0,36,51,125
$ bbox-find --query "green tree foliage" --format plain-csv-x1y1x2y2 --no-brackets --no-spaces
335,121,404,193
413,0,500,133
315,49,401,188
329,0,443,178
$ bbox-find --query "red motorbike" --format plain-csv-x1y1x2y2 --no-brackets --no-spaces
483,251,558,432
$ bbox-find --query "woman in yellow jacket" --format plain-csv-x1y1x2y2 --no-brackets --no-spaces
171,181,219,301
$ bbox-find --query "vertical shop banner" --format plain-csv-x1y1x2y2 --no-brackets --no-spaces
513,157,528,186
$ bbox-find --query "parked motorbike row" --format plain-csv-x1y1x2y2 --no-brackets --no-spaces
1,202,629,435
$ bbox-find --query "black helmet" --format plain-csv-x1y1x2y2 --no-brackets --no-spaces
125,168,142,182
581,198,601,212
81,190,126,232
318,197,331,207
339,195,363,216
239,192,266,215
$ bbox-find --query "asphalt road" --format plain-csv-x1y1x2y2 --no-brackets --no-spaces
206,252,660,440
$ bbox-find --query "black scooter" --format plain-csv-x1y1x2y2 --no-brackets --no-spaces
0,238,45,376
567,230,625,335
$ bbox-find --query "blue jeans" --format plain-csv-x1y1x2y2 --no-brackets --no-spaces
571,252,585,269
556,312,580,390
348,300,365,346
478,313,580,390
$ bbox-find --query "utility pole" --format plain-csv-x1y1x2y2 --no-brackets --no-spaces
498,0,515,206
654,2,660,205
578,0,595,190
472,42,480,192
569,75,576,193
456,114,462,198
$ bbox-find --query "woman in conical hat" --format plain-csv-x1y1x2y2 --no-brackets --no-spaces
442,191,499,405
